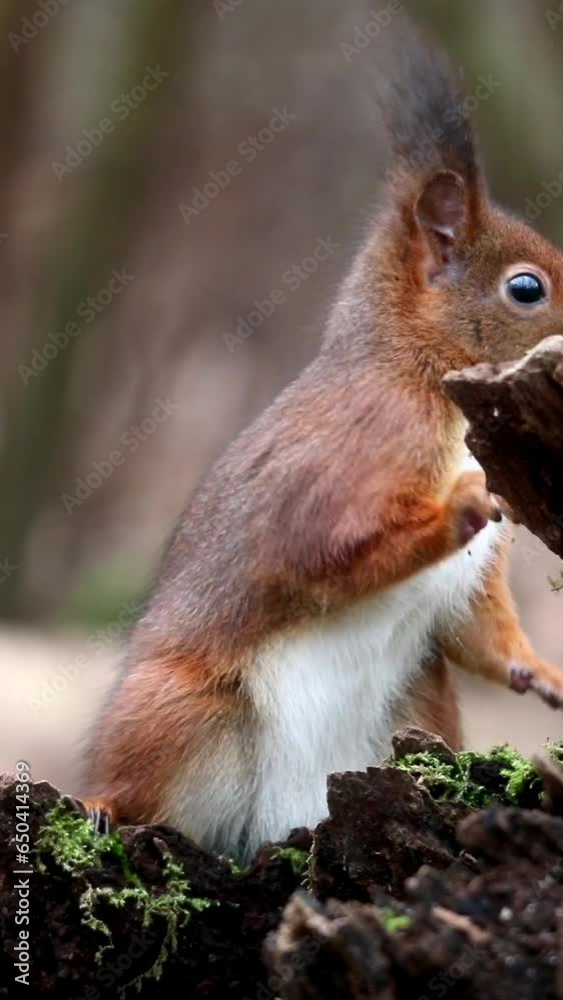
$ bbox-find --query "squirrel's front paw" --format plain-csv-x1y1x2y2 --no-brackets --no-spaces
510,663,563,710
446,470,502,549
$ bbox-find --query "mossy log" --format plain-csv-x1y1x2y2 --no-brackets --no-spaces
1,731,563,997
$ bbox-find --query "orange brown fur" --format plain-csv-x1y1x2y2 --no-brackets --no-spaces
440,550,563,702
85,25,563,852
394,654,463,753
87,649,250,826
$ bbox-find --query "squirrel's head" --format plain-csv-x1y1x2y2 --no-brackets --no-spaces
396,166,563,367
376,24,563,371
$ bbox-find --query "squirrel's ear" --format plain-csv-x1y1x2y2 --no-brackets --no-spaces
414,170,468,281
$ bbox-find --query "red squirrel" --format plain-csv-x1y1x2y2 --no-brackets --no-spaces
85,28,563,861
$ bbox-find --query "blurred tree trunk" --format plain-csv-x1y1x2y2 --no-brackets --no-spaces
0,0,561,623
0,0,200,619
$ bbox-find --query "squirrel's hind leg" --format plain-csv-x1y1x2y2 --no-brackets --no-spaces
394,652,463,752
440,554,563,710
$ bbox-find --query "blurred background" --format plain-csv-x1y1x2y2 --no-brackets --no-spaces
0,0,562,792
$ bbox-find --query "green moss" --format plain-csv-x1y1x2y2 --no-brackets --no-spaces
549,742,563,767
392,744,563,809
80,851,214,983
378,908,412,934
225,858,248,876
37,804,215,990
497,747,538,802
271,846,310,876
36,803,130,876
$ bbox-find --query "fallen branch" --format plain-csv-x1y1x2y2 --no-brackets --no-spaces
443,335,563,559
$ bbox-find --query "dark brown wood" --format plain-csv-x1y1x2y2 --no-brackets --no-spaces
444,335,563,559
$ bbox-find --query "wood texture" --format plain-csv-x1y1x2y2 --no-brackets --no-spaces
444,335,563,559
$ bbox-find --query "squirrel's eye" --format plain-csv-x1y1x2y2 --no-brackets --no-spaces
506,272,546,306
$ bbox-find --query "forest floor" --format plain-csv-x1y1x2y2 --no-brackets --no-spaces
1,729,563,998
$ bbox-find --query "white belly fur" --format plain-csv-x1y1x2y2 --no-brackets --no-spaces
165,454,506,861
243,453,506,856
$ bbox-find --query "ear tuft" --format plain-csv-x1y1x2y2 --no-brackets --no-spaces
415,170,468,280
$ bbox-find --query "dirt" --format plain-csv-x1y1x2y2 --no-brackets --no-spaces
1,729,562,998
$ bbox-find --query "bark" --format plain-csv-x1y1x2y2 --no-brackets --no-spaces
443,335,563,560
1,730,562,998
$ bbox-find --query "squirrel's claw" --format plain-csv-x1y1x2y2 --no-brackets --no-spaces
84,800,115,835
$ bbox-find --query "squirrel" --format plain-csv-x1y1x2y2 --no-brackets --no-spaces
84,26,563,862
